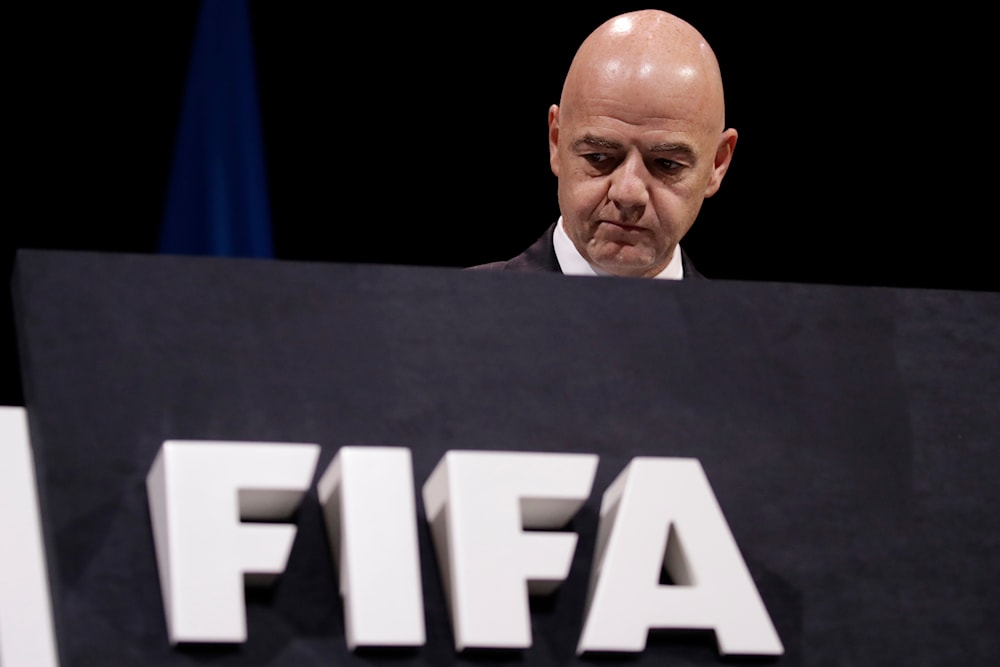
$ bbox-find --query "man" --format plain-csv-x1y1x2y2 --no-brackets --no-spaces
472,10,737,279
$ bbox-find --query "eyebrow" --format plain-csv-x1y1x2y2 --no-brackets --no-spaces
648,142,697,158
573,135,622,151
573,134,697,160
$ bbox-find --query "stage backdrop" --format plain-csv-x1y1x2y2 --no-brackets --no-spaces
11,249,1000,666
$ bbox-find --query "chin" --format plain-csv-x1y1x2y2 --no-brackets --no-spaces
590,246,658,275
593,258,656,278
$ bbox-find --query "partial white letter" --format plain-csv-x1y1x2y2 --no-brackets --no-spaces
577,457,782,656
316,446,425,649
422,450,598,651
0,406,60,667
146,440,319,644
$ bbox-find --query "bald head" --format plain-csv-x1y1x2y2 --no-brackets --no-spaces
548,9,737,278
561,10,727,135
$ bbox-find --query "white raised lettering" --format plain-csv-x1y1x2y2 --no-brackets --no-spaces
316,446,426,649
577,457,783,656
0,406,61,667
422,450,598,650
145,440,319,643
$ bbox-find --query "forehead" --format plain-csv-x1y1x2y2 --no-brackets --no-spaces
561,83,717,153
562,56,722,141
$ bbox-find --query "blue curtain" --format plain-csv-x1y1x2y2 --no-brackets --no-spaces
158,0,273,258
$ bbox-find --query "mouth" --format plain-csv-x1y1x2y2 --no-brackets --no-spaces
599,220,646,233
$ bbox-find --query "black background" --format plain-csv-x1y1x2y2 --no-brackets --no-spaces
5,3,995,406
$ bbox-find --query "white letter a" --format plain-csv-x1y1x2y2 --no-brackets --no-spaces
577,457,782,657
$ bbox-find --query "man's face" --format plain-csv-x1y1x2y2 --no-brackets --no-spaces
549,63,735,278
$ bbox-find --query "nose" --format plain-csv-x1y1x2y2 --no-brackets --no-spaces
607,152,649,212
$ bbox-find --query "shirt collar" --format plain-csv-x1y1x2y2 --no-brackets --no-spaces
553,217,684,279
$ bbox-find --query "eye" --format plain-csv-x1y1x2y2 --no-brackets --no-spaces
655,158,683,172
583,153,610,165
581,152,619,174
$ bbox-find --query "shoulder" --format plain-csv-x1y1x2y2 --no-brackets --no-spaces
467,260,512,271
680,248,706,280
466,224,560,273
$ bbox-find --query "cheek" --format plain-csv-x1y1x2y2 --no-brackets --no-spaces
650,191,701,231
560,175,608,213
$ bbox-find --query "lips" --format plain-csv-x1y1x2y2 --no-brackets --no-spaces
599,220,646,232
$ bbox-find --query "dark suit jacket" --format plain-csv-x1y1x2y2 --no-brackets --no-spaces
468,222,705,278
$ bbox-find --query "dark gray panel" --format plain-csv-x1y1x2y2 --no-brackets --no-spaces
12,249,1000,665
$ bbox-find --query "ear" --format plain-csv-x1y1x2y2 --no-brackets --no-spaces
548,104,561,177
704,128,738,198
